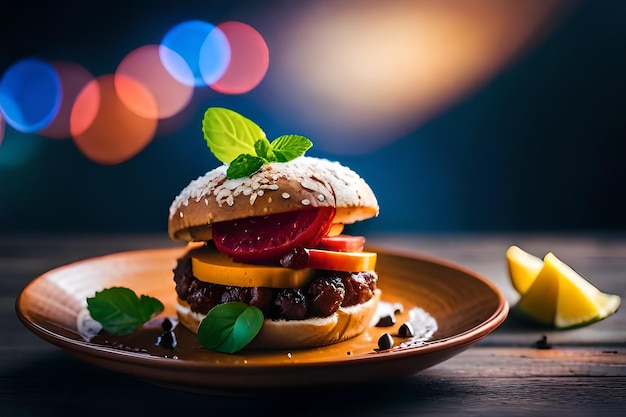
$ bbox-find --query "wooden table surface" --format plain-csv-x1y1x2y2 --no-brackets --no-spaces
1,233,625,416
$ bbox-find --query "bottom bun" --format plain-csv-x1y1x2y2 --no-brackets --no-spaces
176,289,381,350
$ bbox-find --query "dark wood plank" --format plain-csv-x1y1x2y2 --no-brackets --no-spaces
2,233,625,416
370,232,626,344
431,347,626,377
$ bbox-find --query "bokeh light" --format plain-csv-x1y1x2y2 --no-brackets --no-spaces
116,44,194,120
0,58,61,133
39,61,95,139
0,18,268,166
210,21,270,94
160,20,230,87
70,74,157,165
0,112,5,146
199,24,231,86
69,76,100,138
266,0,566,154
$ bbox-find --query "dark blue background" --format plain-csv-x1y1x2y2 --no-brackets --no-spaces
1,1,625,236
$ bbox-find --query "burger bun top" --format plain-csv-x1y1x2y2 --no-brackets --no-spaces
168,156,379,242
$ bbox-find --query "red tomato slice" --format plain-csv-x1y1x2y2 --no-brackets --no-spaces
306,248,377,272
317,235,365,252
212,207,335,263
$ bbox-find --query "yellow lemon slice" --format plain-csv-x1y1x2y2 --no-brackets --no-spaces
548,253,621,329
506,245,543,295
508,246,621,329
513,254,559,326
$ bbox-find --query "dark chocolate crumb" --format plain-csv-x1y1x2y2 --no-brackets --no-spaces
398,322,415,338
377,333,394,350
157,318,177,350
161,318,173,332
534,335,551,350
376,314,396,327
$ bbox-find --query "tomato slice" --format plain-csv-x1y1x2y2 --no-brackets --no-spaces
212,207,335,263
305,248,377,272
318,235,365,252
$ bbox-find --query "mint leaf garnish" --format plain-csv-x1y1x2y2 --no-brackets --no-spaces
197,302,264,353
226,154,265,179
202,107,314,179
270,134,312,162
86,287,164,335
254,138,274,161
202,107,265,164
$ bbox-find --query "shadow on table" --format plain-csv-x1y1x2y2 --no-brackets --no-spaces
1,351,478,416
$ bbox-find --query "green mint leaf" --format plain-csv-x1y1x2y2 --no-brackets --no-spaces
270,134,313,162
254,138,275,162
202,107,266,164
201,107,314,178
86,287,164,335
226,154,265,179
197,302,264,353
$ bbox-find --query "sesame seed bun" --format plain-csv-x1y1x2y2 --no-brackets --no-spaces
175,289,381,349
168,156,379,242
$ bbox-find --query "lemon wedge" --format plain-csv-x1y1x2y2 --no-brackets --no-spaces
506,246,621,329
506,245,544,294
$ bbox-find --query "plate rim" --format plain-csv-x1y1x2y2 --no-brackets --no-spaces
15,245,509,377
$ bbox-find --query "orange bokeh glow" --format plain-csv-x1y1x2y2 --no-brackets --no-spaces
115,44,193,119
266,0,570,153
39,62,94,139
70,74,157,165
69,78,100,138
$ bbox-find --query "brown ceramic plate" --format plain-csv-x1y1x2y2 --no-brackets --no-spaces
16,245,508,395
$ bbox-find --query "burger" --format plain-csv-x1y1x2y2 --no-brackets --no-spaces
167,108,380,351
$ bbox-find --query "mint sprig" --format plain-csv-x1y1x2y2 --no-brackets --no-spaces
202,107,313,179
269,134,314,162
197,302,264,353
226,153,265,179
86,287,164,335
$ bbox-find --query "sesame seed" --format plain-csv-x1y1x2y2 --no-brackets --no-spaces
302,199,310,205
168,157,375,219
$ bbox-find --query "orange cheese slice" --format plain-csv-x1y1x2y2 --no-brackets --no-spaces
191,248,314,288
